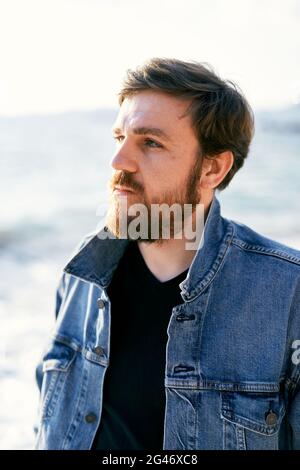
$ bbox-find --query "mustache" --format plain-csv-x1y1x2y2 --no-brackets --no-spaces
109,171,144,193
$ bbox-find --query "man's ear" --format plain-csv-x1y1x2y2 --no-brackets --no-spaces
200,151,234,189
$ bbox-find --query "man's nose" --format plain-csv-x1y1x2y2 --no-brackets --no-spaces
110,141,138,173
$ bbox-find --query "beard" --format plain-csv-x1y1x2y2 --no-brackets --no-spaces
105,153,203,244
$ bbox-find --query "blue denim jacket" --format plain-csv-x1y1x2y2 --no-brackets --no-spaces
34,194,300,450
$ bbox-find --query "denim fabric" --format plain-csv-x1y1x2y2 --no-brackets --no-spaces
34,194,300,450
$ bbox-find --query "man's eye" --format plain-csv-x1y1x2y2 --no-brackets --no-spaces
144,139,162,148
113,136,162,148
113,135,124,142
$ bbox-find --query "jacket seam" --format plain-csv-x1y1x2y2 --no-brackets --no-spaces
231,238,300,266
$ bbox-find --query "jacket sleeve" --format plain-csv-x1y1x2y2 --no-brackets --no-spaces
33,231,96,440
286,275,300,449
33,271,67,438
35,272,67,388
288,380,300,449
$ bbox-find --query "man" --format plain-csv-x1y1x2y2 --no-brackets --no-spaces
34,58,300,450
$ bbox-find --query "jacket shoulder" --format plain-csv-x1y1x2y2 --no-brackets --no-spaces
229,218,300,267
59,229,100,287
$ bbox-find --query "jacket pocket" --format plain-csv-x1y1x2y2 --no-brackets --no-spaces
220,391,286,450
39,340,77,419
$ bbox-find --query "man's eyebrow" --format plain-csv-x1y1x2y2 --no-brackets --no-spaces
112,126,172,141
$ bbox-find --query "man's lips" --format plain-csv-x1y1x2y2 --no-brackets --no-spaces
113,185,136,195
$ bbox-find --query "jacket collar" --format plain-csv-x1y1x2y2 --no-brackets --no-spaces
63,194,234,301
178,194,234,301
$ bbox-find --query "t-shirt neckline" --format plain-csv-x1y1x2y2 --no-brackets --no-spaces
127,241,189,288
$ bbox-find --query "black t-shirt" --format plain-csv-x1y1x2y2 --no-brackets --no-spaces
91,240,188,450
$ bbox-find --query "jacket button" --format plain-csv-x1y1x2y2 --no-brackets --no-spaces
85,413,97,424
265,410,277,425
97,298,105,309
93,346,104,356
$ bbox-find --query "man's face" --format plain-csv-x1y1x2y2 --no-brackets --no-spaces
106,90,203,242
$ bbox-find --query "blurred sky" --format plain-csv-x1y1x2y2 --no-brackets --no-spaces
0,0,300,116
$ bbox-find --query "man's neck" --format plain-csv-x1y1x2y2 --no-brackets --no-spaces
137,194,213,283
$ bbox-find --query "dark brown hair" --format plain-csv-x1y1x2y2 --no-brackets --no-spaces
118,57,255,191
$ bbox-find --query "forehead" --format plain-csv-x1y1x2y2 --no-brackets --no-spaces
114,90,193,132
